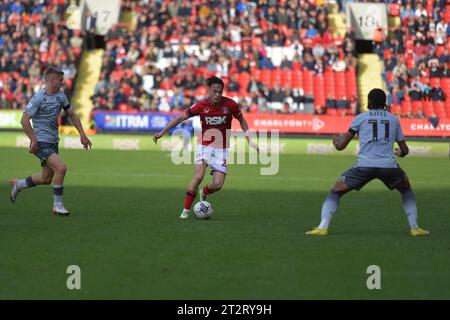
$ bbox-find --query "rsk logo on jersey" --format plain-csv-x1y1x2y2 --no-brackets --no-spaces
205,116,227,125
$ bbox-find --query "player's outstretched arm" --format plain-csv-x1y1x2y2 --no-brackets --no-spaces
67,108,92,150
237,116,259,153
20,112,38,154
332,131,355,151
395,140,409,157
153,113,189,144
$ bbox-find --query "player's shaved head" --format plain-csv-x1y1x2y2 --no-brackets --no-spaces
44,66,64,80
368,88,387,110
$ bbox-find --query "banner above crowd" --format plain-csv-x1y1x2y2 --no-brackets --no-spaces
90,111,450,138
232,113,450,137
1,110,447,137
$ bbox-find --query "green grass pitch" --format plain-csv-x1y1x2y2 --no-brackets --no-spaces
0,146,449,299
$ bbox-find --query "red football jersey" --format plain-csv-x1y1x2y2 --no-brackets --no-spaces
185,96,243,148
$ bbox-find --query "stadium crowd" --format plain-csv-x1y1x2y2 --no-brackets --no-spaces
1,0,448,120
92,0,359,116
377,0,450,118
0,0,81,109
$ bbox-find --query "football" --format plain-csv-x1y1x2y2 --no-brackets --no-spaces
193,201,213,219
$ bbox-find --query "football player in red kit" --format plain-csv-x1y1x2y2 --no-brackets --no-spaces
153,76,259,218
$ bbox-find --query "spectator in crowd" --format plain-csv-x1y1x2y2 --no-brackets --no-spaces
227,74,240,92
269,84,286,113
325,94,337,109
336,95,349,109
430,86,445,101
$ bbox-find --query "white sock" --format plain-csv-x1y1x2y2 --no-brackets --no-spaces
16,176,35,190
402,189,418,229
318,191,340,229
16,179,28,190
53,184,64,206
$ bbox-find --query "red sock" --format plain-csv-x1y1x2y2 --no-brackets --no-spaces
184,190,197,210
203,186,210,195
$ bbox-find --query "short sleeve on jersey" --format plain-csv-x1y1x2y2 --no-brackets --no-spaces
349,114,364,133
231,100,243,119
62,93,72,111
24,93,43,117
185,103,202,118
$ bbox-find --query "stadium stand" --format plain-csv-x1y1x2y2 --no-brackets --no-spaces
380,0,449,118
0,0,81,110
1,0,447,122
92,0,359,116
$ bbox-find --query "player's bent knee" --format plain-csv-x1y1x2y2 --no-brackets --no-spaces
396,177,411,193
333,181,349,192
55,164,67,175
397,183,412,193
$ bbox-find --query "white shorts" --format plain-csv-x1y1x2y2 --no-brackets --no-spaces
195,145,227,175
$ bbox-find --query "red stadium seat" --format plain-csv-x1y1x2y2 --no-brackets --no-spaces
422,100,433,110
292,69,303,89
411,100,423,114
334,72,347,99
433,101,444,112
238,72,250,93
442,78,450,96
345,69,357,97
423,102,435,117
435,108,446,119
303,70,314,95
445,5,450,22
260,69,271,87
430,78,441,88
390,105,401,114
271,68,282,88
401,99,412,115
281,69,293,88
292,62,302,71
324,71,335,99
195,86,208,97
445,100,450,116
313,74,325,107
251,68,261,82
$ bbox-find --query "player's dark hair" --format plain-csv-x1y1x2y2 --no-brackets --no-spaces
367,88,387,110
206,76,224,88
44,66,64,79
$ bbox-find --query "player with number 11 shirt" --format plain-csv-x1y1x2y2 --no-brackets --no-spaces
306,88,429,237
153,76,259,219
